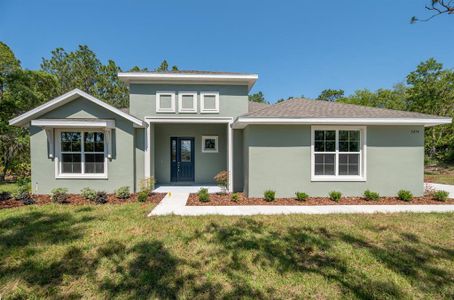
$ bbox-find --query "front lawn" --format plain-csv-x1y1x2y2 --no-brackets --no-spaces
1,204,453,299
0,182,19,194
425,163,454,185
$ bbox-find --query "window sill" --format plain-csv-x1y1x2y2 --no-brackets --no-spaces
200,111,219,114
311,176,366,182
56,174,108,180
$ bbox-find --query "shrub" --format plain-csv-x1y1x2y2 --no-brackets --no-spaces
50,187,69,204
0,191,12,201
95,191,108,204
214,170,229,194
295,192,309,201
80,187,97,201
264,190,275,202
364,190,380,201
13,182,31,201
139,177,155,192
398,190,413,202
115,186,130,199
22,198,35,205
137,190,148,202
433,190,449,202
329,191,342,202
198,188,210,202
231,192,239,202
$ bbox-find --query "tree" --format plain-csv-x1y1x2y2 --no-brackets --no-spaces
41,45,129,108
155,60,178,72
411,0,454,23
317,89,345,102
248,91,267,103
405,58,454,161
338,84,407,110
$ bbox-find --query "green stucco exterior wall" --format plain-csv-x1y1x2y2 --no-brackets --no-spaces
243,125,425,198
129,84,249,119
31,97,138,194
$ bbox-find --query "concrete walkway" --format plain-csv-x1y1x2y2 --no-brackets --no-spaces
149,184,454,216
425,182,454,198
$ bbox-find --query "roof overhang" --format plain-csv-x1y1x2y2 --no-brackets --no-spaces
118,72,259,91
9,89,146,128
31,119,116,128
232,117,452,129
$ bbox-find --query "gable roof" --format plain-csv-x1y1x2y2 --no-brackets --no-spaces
118,70,259,91
248,101,270,113
234,98,451,128
9,89,146,128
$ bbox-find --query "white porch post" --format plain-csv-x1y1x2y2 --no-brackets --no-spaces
144,121,151,178
228,121,233,192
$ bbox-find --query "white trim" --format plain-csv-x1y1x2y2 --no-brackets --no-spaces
55,129,108,179
118,72,259,91
201,136,218,153
178,92,197,113
233,117,452,129
311,126,367,182
227,122,233,192
156,91,176,113
144,122,151,178
200,92,220,113
31,119,115,128
9,89,145,128
145,116,233,124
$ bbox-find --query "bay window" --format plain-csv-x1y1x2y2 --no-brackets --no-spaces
311,126,366,181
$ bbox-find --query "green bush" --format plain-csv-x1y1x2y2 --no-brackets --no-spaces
198,188,210,202
295,192,309,201
264,190,275,202
115,186,130,199
231,192,239,202
433,190,449,202
329,191,342,202
398,190,413,202
364,190,380,201
80,187,96,201
50,187,69,204
137,190,148,202
95,191,108,204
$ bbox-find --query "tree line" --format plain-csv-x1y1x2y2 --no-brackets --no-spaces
249,58,454,163
0,42,175,181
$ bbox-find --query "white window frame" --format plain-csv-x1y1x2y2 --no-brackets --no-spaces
202,136,219,153
55,129,108,179
311,126,366,182
156,91,176,113
200,92,219,113
178,92,197,113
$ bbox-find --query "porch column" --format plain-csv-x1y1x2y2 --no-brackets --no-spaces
144,121,151,178
228,121,233,192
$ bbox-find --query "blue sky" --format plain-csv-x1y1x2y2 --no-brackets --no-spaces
1,0,453,103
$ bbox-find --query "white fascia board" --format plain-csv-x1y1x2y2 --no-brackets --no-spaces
31,119,116,128
145,116,233,124
232,117,453,129
9,89,146,128
118,72,259,91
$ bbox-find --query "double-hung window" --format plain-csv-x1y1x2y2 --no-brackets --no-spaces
311,126,366,181
57,130,107,178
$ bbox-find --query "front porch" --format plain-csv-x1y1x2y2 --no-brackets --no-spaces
144,117,234,191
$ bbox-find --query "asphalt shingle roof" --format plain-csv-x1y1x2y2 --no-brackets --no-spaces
243,98,447,119
248,101,270,113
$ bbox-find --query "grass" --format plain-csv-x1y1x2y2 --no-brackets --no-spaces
425,163,454,185
0,182,19,194
0,204,454,299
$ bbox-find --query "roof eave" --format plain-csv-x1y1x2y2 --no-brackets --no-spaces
232,117,452,129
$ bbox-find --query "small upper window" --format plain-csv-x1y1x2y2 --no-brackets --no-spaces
178,92,197,113
156,91,176,113
202,136,218,153
200,92,219,113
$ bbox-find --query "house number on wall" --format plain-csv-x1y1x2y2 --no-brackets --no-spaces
411,129,420,134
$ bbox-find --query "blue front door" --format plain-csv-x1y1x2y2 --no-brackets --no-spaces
170,137,195,182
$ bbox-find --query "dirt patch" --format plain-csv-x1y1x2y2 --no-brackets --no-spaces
0,193,166,210
187,193,454,206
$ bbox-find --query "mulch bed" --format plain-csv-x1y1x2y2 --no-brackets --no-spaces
187,193,454,206
0,193,166,210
